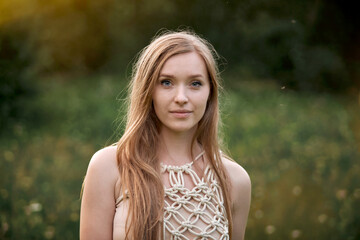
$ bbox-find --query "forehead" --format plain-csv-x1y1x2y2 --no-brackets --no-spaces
160,52,208,77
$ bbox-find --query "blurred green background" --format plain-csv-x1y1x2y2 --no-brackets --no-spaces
1,0,359,239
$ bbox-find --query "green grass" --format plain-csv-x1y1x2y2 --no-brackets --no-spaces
222,80,360,239
0,75,359,239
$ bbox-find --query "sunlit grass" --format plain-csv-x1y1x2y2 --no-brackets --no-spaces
222,80,360,239
0,75,359,239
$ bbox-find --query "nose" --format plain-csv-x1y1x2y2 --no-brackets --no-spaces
174,86,188,105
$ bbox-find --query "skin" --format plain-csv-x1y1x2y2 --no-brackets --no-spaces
153,52,211,165
153,52,210,136
80,146,119,240
80,51,251,240
224,157,251,239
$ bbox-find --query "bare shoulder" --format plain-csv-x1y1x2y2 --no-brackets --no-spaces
221,154,251,189
88,145,118,167
85,145,119,184
221,154,251,239
80,145,119,239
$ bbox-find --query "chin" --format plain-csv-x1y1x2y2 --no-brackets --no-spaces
164,124,197,134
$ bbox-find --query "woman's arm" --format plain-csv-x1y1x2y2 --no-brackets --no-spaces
80,146,119,240
223,158,251,240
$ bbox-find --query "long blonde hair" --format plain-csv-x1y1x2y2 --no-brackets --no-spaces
116,30,233,239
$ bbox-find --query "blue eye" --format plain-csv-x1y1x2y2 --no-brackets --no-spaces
191,81,202,87
160,80,172,87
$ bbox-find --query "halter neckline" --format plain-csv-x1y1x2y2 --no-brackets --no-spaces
161,149,229,239
160,151,205,172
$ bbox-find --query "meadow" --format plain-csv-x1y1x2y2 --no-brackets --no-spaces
0,75,359,239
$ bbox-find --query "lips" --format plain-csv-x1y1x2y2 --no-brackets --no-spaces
169,110,192,118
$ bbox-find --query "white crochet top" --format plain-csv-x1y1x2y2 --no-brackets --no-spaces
160,151,229,240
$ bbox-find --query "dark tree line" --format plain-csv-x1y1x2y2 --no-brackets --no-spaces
0,0,359,128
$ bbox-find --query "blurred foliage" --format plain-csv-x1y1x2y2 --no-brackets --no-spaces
0,0,358,92
0,27,36,131
0,0,359,239
0,76,359,239
0,75,125,239
221,80,360,239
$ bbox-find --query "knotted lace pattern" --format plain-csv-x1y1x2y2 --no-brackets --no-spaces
160,152,229,240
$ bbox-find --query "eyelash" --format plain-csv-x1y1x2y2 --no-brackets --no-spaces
191,81,202,87
159,80,202,88
160,80,172,87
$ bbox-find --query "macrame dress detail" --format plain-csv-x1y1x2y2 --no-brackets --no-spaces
160,151,229,240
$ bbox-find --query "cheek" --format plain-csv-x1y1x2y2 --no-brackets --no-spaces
152,100,162,117
201,89,211,107
152,89,161,108
196,92,210,114
152,92,167,118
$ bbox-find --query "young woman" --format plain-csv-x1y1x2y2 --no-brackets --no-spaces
80,30,251,240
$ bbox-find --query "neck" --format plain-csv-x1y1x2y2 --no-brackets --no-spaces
158,126,201,165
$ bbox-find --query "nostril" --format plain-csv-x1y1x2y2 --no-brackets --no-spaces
174,90,188,104
175,95,188,104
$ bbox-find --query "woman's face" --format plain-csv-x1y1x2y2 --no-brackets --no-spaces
152,51,210,134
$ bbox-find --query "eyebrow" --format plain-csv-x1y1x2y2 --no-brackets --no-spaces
159,74,205,78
